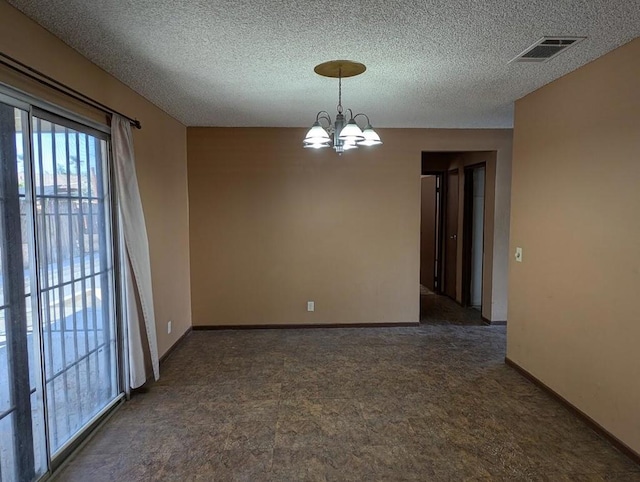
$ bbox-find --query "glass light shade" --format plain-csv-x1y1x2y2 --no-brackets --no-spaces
303,121,330,144
338,119,364,142
342,140,358,151
304,140,330,149
357,125,382,146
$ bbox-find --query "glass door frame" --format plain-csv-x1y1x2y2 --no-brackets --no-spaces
0,89,42,482
0,83,125,481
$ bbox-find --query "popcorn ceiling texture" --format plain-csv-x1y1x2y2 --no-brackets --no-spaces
7,0,640,128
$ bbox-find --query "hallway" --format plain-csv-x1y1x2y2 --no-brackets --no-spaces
420,290,485,326
54,309,639,480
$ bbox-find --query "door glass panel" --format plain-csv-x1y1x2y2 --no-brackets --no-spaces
31,116,118,455
0,102,47,482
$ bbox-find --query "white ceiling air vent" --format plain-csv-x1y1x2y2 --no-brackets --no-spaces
510,37,586,63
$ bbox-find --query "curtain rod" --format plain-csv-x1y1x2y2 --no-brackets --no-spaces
0,51,141,129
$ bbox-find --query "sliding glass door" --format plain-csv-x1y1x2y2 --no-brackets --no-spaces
0,93,121,482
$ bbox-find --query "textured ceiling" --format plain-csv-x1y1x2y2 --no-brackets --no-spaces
7,1,640,128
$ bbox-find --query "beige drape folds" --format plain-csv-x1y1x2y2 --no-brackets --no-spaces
111,115,159,389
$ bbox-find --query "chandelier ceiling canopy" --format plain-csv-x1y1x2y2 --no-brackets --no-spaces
303,60,382,154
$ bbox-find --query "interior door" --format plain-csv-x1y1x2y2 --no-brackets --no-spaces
420,176,437,291
444,169,458,299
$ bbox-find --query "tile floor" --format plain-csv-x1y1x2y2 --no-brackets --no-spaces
54,296,640,481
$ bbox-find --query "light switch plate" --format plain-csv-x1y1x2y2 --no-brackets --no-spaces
515,247,523,263
307,301,315,312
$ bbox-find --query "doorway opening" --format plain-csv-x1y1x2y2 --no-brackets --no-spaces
420,151,493,323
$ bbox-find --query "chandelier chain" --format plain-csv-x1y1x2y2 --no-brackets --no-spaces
337,68,343,114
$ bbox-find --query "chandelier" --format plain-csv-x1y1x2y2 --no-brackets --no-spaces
303,60,382,154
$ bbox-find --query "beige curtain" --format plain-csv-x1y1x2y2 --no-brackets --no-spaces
111,115,159,389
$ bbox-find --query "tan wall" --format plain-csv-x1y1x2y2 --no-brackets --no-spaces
0,1,192,357
188,127,512,326
508,38,640,454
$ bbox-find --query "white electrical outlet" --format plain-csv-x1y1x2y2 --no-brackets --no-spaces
307,301,315,312
167,320,172,334
515,247,523,263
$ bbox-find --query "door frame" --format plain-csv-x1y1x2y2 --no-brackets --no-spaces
0,83,126,480
420,171,445,293
443,168,459,300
